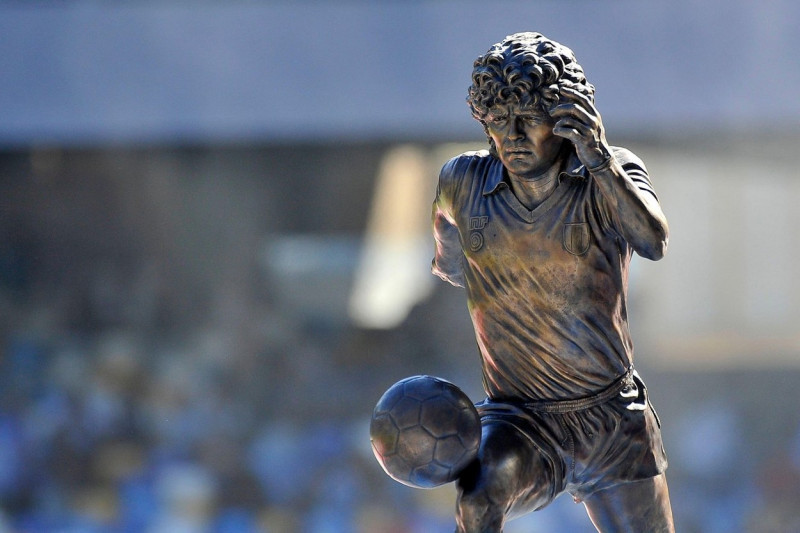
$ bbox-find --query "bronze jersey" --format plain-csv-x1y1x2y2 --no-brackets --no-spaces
432,147,658,402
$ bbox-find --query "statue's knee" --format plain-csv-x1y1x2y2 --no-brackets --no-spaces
454,445,525,532
455,486,504,533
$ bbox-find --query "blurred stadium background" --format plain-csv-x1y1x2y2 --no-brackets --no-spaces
1,1,799,532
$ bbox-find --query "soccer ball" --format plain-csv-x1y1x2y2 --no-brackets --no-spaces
369,375,481,489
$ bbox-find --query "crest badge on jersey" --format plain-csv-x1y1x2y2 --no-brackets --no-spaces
563,223,591,256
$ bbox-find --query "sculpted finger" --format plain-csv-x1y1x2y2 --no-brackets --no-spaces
552,119,586,140
549,102,594,125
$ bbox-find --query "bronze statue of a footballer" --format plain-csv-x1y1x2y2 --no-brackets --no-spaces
430,32,674,532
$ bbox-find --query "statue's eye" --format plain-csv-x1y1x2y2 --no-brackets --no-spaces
522,115,545,124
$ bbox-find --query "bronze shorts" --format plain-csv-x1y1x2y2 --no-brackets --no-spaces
476,371,668,507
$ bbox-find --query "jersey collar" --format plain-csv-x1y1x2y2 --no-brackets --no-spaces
481,156,507,196
482,148,585,197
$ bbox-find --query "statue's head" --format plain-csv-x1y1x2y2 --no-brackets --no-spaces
467,32,594,156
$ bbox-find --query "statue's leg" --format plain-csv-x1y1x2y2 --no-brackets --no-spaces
455,420,554,533
583,473,674,533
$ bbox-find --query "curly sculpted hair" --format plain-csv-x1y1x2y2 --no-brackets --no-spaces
467,32,595,146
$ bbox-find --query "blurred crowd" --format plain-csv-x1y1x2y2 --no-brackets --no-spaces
0,270,429,532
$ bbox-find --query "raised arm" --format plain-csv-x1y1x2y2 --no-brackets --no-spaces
550,86,669,260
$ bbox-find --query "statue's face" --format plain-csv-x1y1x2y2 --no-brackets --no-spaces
484,103,565,179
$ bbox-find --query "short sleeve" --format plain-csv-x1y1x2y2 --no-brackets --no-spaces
431,156,466,287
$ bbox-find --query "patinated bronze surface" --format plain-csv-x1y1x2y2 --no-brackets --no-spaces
431,32,674,532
